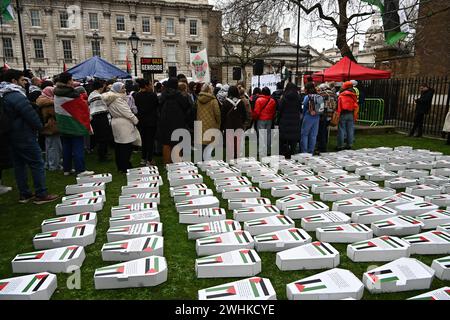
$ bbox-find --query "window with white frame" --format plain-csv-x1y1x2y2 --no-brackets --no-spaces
2,38,13,59
92,40,101,57
116,15,125,31
117,41,127,61
62,40,72,61
142,17,151,33
30,10,41,27
60,11,69,28
190,45,199,54
166,18,175,35
142,42,153,57
189,20,198,36
89,13,99,30
167,44,176,62
33,39,44,59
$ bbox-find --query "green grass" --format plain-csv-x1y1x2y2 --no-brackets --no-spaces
0,133,449,300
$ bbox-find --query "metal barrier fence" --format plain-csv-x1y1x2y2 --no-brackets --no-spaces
357,98,385,126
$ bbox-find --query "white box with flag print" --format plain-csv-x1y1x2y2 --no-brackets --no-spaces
317,169,348,179
197,160,229,171
384,177,418,189
346,180,379,190
0,273,57,300
415,209,450,229
222,187,261,199
425,194,450,207
286,169,315,180
431,256,450,280
295,175,329,187
175,196,220,213
173,189,214,203
398,169,430,179
179,208,227,225
371,215,424,236
331,197,375,214
228,198,271,210
408,287,450,300
101,236,164,261
311,182,348,194
62,190,106,203
375,192,424,208
364,170,397,182
316,223,373,243
381,163,408,172
346,236,411,262
276,242,339,271
271,184,309,197
394,201,439,217
254,228,311,252
216,180,253,193
404,184,442,197
65,182,105,195
76,173,112,184
284,201,329,219
169,183,209,197
196,231,254,256
55,197,103,215
345,161,372,171
207,167,241,179
127,166,158,173
402,230,450,255
252,173,286,184
166,161,195,170
106,222,163,242
320,188,361,202
109,211,160,227
244,215,295,236
419,175,450,185
127,169,160,179
276,192,313,211
214,175,249,185
126,175,163,185
33,225,96,249
41,212,97,232
359,187,396,200
121,183,159,195
119,193,160,205
198,277,276,300
407,160,435,170
111,203,158,217
438,223,450,233
167,169,199,180
188,220,241,240
351,206,398,224
233,205,280,222
259,177,295,190
329,174,362,183
301,211,351,232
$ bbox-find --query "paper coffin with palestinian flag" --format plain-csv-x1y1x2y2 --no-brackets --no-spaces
127,165,159,173
405,184,442,197
101,236,164,261
166,161,195,171
351,205,398,224
311,182,348,194
347,235,411,262
175,196,220,212
76,173,112,184
331,197,375,214
271,184,309,198
244,215,295,236
301,211,351,232
438,223,450,233
41,212,97,232
169,183,208,197
168,174,203,187
286,268,364,300
109,211,160,227
276,242,339,271
284,201,329,220
0,273,57,300
431,256,450,281
222,187,261,200
233,205,280,222
402,230,450,254
384,177,418,189
195,249,261,278
197,159,229,171
329,174,362,183
320,188,361,202
33,225,96,250
187,220,241,240
173,189,214,203
425,194,450,207
259,177,295,190
198,277,276,300
254,228,312,252
94,256,167,290
121,183,159,195
359,187,396,200
111,203,158,217
62,190,106,203
375,192,423,208
276,192,313,211
228,197,271,210
179,207,226,225
118,192,160,205
55,197,103,216
106,222,162,242
196,231,254,256
54,88,92,137
216,180,253,193
126,175,163,185
12,246,85,274
65,182,105,195
316,223,373,243
167,169,199,180
371,215,424,236
207,167,241,180
408,287,450,300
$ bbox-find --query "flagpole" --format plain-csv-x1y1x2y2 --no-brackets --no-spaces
16,0,27,70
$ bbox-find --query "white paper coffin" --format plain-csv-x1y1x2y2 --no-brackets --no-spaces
0,273,57,300
254,228,311,252
109,211,160,227
61,190,106,203
425,194,450,207
381,163,407,172
127,166,159,173
198,160,229,171
276,192,313,210
246,168,276,179
276,242,339,271
328,174,361,183
216,180,253,193
398,169,430,179
331,197,375,214
271,184,309,197
173,189,214,202
244,215,295,236
121,183,159,195
166,161,195,170
169,183,208,197
33,225,96,249
320,188,361,202
375,192,424,208
346,180,379,190
371,215,424,236
168,174,203,187
259,177,295,190
286,169,315,180
76,173,112,184
280,164,310,174
301,211,351,232
408,161,435,170
316,224,373,243
119,193,160,205
408,287,450,300
363,257,434,293
404,184,442,197
395,201,439,217
214,176,249,184
198,277,276,300
106,222,163,242
431,168,450,177
41,212,97,232
365,170,397,182
196,231,254,256
431,256,450,281
196,249,261,278
111,203,158,217
347,236,410,262
175,196,220,212
94,256,167,289
284,201,329,219
167,169,199,180
228,157,257,165
402,230,450,254
344,161,372,172
179,208,226,224
311,182,348,194
228,198,271,210
55,197,103,216
295,175,329,187
434,159,450,168
126,170,160,180
233,205,280,222
317,169,348,179
438,223,450,233
65,182,105,195
384,177,418,189
208,167,241,180
292,153,314,162
101,236,164,261
286,268,364,300
359,187,396,200
188,220,241,240
12,246,85,274
222,187,261,199
251,173,284,183
355,166,379,176
126,175,163,185
416,210,450,229
419,175,450,186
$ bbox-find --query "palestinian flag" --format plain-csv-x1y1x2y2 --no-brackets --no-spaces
54,87,92,136
397,216,421,225
96,265,125,277
380,236,406,248
246,219,268,227
294,278,327,293
103,241,129,251
248,277,270,298
276,215,291,225
42,217,67,226
349,224,370,232
374,220,395,228
255,233,279,242
204,284,237,299
145,257,160,274
235,231,251,243
59,246,80,260
108,226,131,233
432,231,450,242
321,226,345,232
312,242,335,256
0,280,9,291
353,240,378,250
238,249,257,264
72,225,86,237
21,274,50,293
142,236,160,252
288,228,308,240
304,215,325,222
34,231,59,239
404,235,430,244
436,256,450,268
110,215,132,223
146,222,160,233
197,255,224,265
198,235,223,246
1,0,15,21
14,251,46,261
367,269,399,284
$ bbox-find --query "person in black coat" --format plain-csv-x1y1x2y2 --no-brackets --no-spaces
278,82,302,158
409,84,435,137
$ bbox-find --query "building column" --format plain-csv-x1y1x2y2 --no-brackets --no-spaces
154,7,163,58
179,9,187,74
102,11,113,62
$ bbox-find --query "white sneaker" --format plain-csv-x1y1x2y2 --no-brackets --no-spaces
0,185,12,195
77,171,95,177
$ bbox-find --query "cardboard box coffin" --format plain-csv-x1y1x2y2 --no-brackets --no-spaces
121,183,159,195
346,236,411,262
167,169,199,180
169,183,209,197
301,211,351,232
375,192,424,209
381,163,408,172
118,193,160,206
346,180,379,190
320,188,361,202
261,155,285,164
286,169,315,180
284,201,329,219
286,268,364,300
111,203,158,217
101,236,164,261
434,159,450,168
280,164,310,174
276,242,339,271
295,176,329,187
216,180,253,193
408,161,435,170
197,160,229,171
175,196,220,213
244,215,295,236
252,173,285,184
127,166,158,173
359,187,396,200
363,257,434,293
12,246,85,274
173,189,214,203
208,167,241,180
198,277,276,300
317,169,348,179
344,161,372,172
126,176,163,186
408,287,450,300
168,174,203,187
126,170,160,179
404,184,442,197
65,182,105,195
94,256,167,290
416,210,450,229
0,273,57,300
179,208,227,224
228,198,271,210
106,222,163,242
41,212,97,232
233,205,280,222
259,177,295,190
276,192,313,211
328,174,362,183
402,230,450,254
188,220,241,240
431,256,450,280
254,228,312,252
246,167,275,178
395,201,439,217
33,225,96,250
371,216,424,236
365,170,397,182
61,190,106,203
384,177,418,189
214,176,249,184
76,173,112,184
425,194,450,207
271,184,309,198
355,166,379,176
331,197,375,214
222,187,261,199
311,182,348,194
196,249,261,278
196,231,254,256
109,211,160,227
228,157,257,165
431,168,450,177
398,169,430,179
419,175,450,186
166,161,195,170
292,153,314,162
55,197,104,216
316,224,373,243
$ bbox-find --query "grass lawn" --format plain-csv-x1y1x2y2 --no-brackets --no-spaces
0,133,449,300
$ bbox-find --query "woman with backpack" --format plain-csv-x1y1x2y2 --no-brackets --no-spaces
300,86,323,154
252,87,277,156
336,81,359,151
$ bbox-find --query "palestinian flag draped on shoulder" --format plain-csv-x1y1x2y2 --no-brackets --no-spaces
361,0,408,45
1,0,15,21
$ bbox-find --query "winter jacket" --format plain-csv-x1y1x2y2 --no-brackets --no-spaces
158,88,190,146
134,91,159,128
196,92,221,145
302,95,321,118
221,97,247,131
415,88,434,115
278,91,302,141
337,90,358,114
103,92,139,144
36,95,58,136
252,95,277,121
320,89,338,119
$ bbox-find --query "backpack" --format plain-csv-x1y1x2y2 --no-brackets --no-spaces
308,94,324,116
0,95,12,136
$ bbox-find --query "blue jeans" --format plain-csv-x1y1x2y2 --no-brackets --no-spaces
11,140,48,198
62,136,86,173
337,112,355,148
300,114,319,154
45,135,62,171
256,120,272,156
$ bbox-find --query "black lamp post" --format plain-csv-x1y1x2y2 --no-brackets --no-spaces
93,30,100,57
296,1,302,85
128,28,140,77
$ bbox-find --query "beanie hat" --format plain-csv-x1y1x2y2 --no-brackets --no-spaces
342,81,353,90
167,77,179,90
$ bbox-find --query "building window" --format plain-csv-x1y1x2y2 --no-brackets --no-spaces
2,38,13,59
92,40,101,57
33,39,44,59
189,20,197,36
89,13,98,30
190,45,199,54
142,17,151,33
167,44,176,62
62,40,72,61
60,11,69,28
142,42,152,57
116,15,125,31
117,41,127,61
166,18,175,35
30,10,41,27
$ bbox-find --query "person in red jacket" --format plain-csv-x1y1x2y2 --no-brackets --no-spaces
252,87,277,156
336,81,359,150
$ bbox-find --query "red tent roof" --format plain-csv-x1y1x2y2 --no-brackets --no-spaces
310,56,391,82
